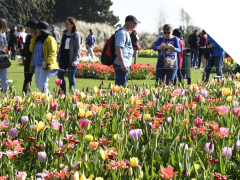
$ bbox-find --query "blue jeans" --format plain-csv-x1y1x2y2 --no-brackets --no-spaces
58,58,77,93
174,68,183,85
34,66,51,94
236,64,240,74
204,56,223,82
0,68,8,90
113,64,130,87
156,60,178,85
190,48,198,66
11,46,17,60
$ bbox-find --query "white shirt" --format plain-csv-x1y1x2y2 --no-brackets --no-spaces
19,32,27,43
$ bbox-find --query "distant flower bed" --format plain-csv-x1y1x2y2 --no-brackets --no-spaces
138,49,158,58
76,63,156,80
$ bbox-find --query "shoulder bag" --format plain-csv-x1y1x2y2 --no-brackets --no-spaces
0,54,11,69
163,37,176,69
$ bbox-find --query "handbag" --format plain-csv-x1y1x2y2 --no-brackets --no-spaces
0,55,11,69
135,43,141,50
162,37,176,69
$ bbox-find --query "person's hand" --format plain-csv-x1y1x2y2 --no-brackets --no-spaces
169,46,175,52
47,66,51,70
72,62,77,67
120,64,127,72
157,43,166,50
207,44,212,48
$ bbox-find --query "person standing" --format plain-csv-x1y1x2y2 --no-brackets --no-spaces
57,17,81,94
153,24,181,85
189,30,199,68
0,18,9,97
18,27,27,55
30,21,59,94
204,35,224,82
197,30,207,68
21,19,38,93
9,25,18,60
51,25,60,44
114,15,140,87
85,29,96,58
173,28,184,85
130,30,139,64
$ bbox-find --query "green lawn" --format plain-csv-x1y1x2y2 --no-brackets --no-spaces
7,58,214,95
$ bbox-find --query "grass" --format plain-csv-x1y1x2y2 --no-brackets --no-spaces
6,57,214,95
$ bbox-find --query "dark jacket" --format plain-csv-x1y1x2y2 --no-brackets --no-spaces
57,31,81,64
9,29,18,47
52,30,60,44
189,33,198,48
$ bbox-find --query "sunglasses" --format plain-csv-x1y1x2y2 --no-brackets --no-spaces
164,32,170,34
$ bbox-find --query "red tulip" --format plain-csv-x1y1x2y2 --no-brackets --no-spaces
50,103,58,111
55,79,62,86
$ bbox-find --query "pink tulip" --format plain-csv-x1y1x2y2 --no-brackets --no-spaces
50,103,58,111
217,106,230,115
55,79,62,86
220,127,229,138
80,119,90,128
194,117,202,127
195,94,202,102
0,152,2,159
51,120,60,130
233,107,240,116
16,171,27,180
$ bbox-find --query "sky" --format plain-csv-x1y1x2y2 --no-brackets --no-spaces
110,0,200,34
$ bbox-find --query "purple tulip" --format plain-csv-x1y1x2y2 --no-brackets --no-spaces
182,96,187,101
201,90,208,98
57,140,63,148
179,143,188,151
21,116,29,124
38,152,47,162
167,117,172,126
80,119,90,128
181,90,185,96
9,128,18,138
234,101,239,108
129,129,142,139
236,141,240,150
59,124,63,134
222,147,232,159
204,142,214,153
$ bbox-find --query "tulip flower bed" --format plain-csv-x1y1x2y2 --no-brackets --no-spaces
76,63,156,80
138,49,158,58
1,76,240,180
211,57,237,74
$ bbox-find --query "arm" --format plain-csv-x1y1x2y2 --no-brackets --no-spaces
173,37,181,53
46,38,58,69
153,38,162,51
57,34,64,59
115,47,126,71
115,31,127,72
72,33,81,66
29,37,37,52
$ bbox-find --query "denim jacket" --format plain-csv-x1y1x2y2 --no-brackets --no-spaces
57,31,81,64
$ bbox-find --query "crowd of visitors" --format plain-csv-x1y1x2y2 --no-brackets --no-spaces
0,14,230,95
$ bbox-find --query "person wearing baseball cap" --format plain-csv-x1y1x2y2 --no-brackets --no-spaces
113,15,140,87
21,19,38,93
30,21,59,94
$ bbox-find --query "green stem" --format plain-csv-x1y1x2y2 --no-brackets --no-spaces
151,149,155,177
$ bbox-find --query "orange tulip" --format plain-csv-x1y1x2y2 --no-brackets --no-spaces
160,165,177,179
183,119,189,126
89,142,98,151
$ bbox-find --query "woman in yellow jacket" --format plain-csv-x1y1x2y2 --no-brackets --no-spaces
30,21,59,94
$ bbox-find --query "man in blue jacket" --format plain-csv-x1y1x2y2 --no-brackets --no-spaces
204,35,224,82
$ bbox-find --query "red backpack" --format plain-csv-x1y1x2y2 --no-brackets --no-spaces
101,29,127,66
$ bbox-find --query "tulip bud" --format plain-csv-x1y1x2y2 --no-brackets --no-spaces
59,124,63,134
99,84,102,89
136,85,139,92
110,90,113,96
83,153,88,162
182,169,189,177
219,90,222,97
14,103,19,111
128,167,133,176
101,80,104,85
86,86,90,92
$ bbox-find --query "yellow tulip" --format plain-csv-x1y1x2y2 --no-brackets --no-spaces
46,113,52,121
85,135,94,142
80,174,86,180
85,111,92,117
227,96,232,102
36,121,44,131
144,114,151,121
89,142,98,151
81,92,86,99
72,171,79,180
95,178,103,180
79,108,86,117
113,134,119,140
130,157,139,167
99,149,108,160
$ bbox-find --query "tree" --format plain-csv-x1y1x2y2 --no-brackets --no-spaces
51,0,119,26
155,2,168,34
0,0,55,25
